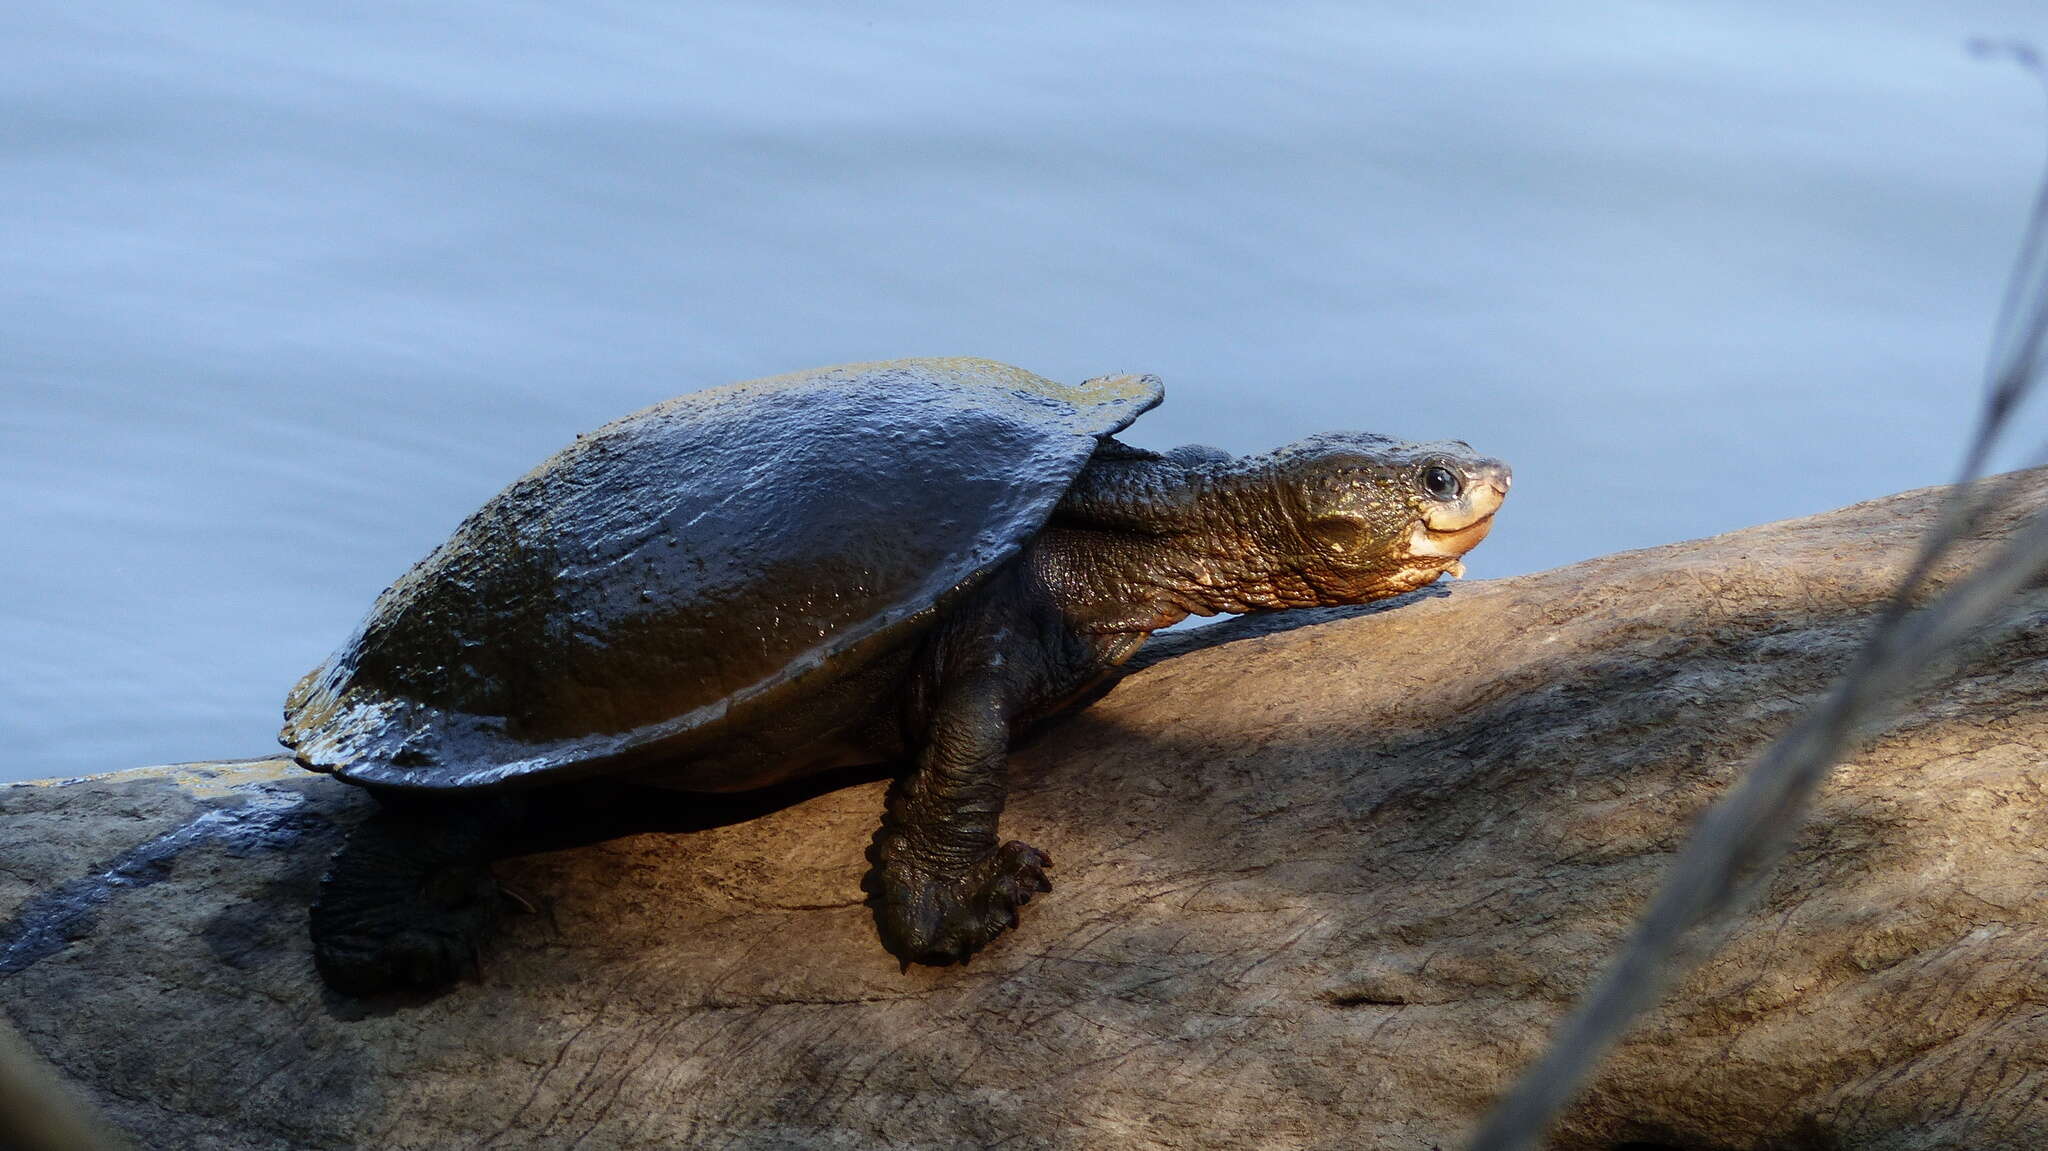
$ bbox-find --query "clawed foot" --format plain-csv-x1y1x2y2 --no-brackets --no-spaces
868,839,1053,965
310,812,505,996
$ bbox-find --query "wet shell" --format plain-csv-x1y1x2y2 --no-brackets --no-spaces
281,358,1162,791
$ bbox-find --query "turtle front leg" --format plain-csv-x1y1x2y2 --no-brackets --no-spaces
867,672,1051,964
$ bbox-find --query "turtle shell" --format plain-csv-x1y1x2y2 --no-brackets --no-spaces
281,358,1162,792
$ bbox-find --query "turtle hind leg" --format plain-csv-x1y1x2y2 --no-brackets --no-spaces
310,796,521,996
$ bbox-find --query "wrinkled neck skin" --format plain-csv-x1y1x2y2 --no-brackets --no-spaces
1028,444,1427,636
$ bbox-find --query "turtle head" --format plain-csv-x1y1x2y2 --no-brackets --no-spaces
1049,429,1509,627
1269,432,1511,600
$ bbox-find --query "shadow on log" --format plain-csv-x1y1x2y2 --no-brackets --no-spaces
3,472,2047,1150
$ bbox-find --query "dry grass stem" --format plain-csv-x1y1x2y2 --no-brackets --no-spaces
1466,51,2048,1151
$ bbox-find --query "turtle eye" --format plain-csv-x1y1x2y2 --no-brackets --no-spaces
1421,465,1462,501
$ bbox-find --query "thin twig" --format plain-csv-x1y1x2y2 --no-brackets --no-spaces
1465,48,2048,1151
0,1017,127,1151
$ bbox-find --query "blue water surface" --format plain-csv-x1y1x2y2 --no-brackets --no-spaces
4,1,2045,781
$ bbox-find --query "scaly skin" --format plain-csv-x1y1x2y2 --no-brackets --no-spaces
309,795,525,994
867,434,1510,964
309,431,1510,984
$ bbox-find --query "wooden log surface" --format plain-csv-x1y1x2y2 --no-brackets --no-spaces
4,472,2047,1150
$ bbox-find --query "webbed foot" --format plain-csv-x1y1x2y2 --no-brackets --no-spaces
310,805,506,996
867,839,1053,965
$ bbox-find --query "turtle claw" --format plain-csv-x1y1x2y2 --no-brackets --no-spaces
311,810,505,996
312,860,500,995
498,882,541,916
870,840,1054,965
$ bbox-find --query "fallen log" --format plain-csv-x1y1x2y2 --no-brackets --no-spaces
4,472,2047,1150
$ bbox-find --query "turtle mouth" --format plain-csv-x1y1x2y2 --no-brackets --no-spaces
1406,471,1507,572
1404,513,1498,570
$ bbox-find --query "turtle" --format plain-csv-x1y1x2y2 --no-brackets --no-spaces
284,357,1511,993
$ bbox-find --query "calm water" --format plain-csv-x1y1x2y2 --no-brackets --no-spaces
4,2,2046,782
